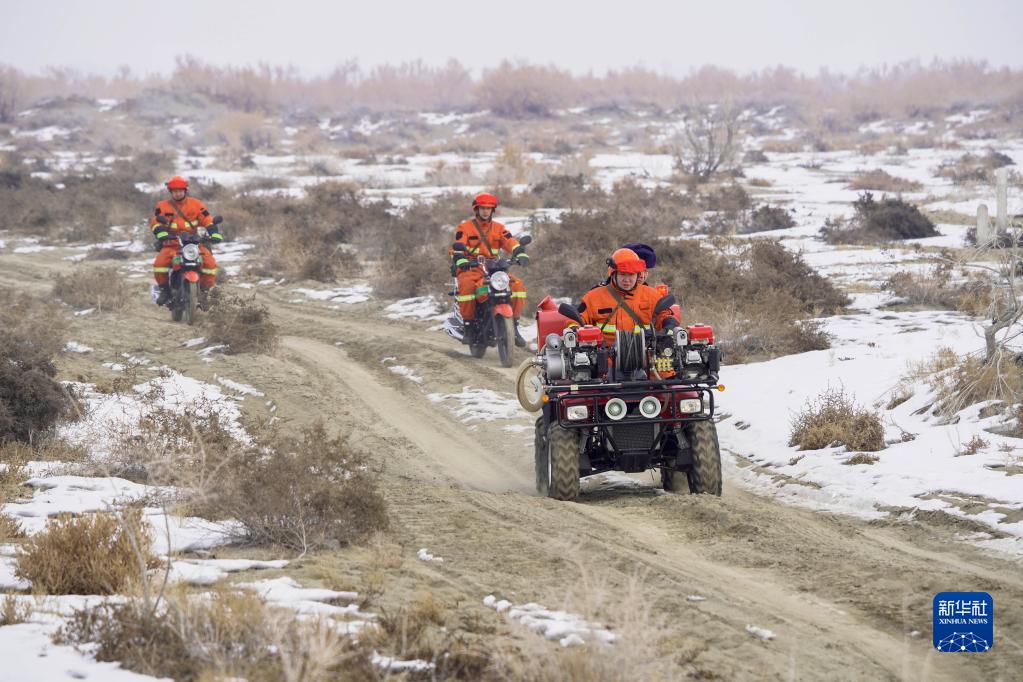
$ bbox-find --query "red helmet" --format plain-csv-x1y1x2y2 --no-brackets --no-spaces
608,248,647,275
472,192,498,209
166,176,189,191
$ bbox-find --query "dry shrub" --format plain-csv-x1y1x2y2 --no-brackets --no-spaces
0,154,153,242
475,61,574,117
821,192,938,244
936,150,1014,184
204,111,276,152
58,589,362,682
529,173,605,210
915,346,1023,419
52,265,132,311
196,422,388,552
205,293,278,354
960,435,988,456
371,193,466,300
847,169,923,192
0,290,73,443
743,149,769,163
0,596,31,625
788,387,885,451
0,506,24,540
882,263,992,314
15,507,155,594
741,204,795,233
85,246,133,260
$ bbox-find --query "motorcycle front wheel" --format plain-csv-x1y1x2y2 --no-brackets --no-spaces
183,280,198,326
495,315,513,368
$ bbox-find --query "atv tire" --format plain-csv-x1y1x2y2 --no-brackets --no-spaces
534,417,548,496
684,420,722,495
545,423,580,501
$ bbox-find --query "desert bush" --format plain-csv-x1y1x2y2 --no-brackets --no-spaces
16,507,155,594
672,106,741,181
741,204,795,233
196,422,387,552
205,111,277,152
847,168,923,192
821,192,938,244
913,347,1023,419
52,265,132,311
0,596,31,625
936,150,1014,184
474,61,574,117
529,173,605,209
882,264,992,314
58,589,361,682
789,388,885,451
85,247,133,260
371,193,468,300
0,154,152,242
204,294,279,355
0,290,73,443
742,149,769,163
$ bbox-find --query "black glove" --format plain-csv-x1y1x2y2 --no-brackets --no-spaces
662,317,679,330
515,253,530,267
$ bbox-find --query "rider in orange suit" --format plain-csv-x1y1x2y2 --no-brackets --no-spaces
452,192,529,347
575,248,676,345
150,176,222,305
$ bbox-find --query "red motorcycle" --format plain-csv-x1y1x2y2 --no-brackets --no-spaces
527,296,723,501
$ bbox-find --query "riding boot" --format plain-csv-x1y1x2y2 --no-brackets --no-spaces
513,319,527,348
199,287,211,311
155,285,172,306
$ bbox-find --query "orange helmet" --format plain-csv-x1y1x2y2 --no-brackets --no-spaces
166,176,189,191
607,247,647,275
472,192,498,209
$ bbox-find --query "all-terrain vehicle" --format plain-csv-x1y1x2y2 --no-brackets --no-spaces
155,214,222,325
449,235,532,368
526,296,723,501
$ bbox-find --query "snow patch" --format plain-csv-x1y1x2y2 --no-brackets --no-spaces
484,595,615,647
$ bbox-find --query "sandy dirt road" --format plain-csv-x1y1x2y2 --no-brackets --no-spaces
5,246,1023,680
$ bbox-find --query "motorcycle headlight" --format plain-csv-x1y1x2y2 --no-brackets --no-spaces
182,243,200,261
566,405,589,421
490,271,510,291
679,398,702,414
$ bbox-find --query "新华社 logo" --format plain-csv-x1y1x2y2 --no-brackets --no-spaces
933,592,993,652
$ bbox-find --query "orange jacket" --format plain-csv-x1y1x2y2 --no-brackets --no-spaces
577,282,672,344
452,218,520,267
151,197,214,239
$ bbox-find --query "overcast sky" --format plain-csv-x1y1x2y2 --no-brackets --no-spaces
2,0,1021,77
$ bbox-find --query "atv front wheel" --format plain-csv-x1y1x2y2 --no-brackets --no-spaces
545,424,580,501
534,417,548,495
469,343,487,358
683,420,722,495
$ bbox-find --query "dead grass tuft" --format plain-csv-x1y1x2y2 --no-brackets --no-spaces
58,589,361,681
914,346,1023,419
789,387,885,451
882,263,992,315
959,435,988,456
936,150,1014,184
847,169,923,192
204,293,279,355
0,595,31,625
16,507,156,594
51,265,132,312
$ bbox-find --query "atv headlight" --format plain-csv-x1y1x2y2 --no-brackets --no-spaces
182,243,200,261
566,405,589,421
490,271,510,291
639,396,662,418
679,398,702,414
604,398,627,421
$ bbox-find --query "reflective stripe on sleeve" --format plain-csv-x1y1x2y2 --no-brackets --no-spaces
456,294,476,302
